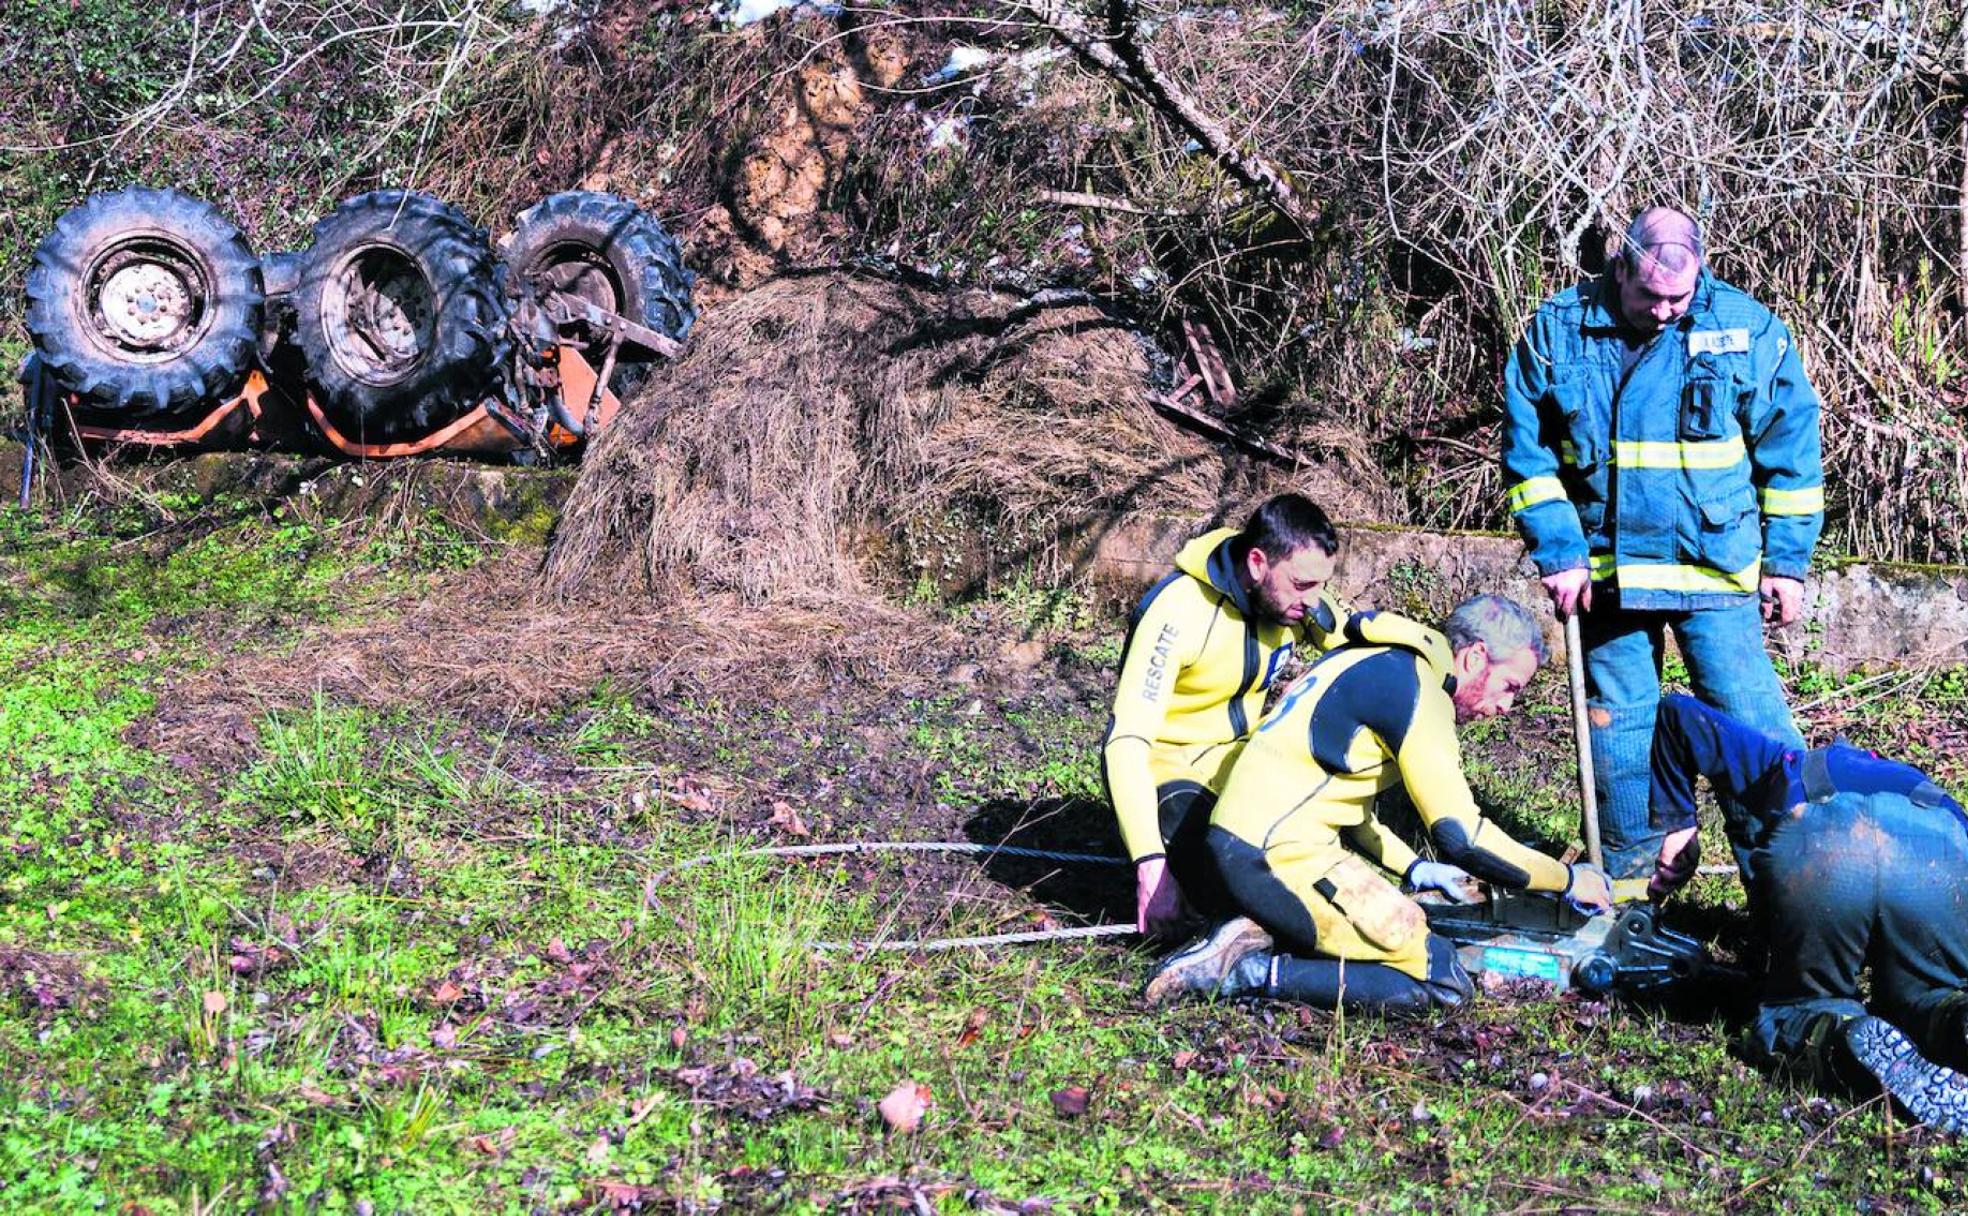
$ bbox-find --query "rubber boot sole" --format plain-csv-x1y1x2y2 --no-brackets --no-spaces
1846,1015,1968,1133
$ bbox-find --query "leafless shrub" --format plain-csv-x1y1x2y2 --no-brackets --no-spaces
1002,1,1967,557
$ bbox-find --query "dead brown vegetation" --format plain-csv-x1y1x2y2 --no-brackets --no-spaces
543,272,1395,603
155,549,952,729
8,1,1965,563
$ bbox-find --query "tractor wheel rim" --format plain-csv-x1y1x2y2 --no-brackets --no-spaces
541,243,623,314
325,247,437,382
86,238,211,361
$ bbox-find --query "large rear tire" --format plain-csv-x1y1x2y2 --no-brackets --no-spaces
25,188,263,418
293,190,511,438
501,191,696,379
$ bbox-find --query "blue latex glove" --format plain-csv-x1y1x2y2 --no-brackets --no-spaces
1564,862,1613,915
1406,860,1480,903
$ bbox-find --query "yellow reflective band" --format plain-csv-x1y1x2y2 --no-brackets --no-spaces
1506,476,1568,514
1611,557,1762,595
1613,436,1747,470
1589,553,1617,580
1560,441,1579,467
1761,485,1825,516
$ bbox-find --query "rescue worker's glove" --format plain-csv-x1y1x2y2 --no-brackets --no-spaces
1563,862,1613,914
1405,860,1480,904
1646,828,1701,905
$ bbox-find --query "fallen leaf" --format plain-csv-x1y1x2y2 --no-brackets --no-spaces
1171,1050,1197,1071
828,1031,855,1048
462,1127,515,1157
202,991,227,1015
878,1080,931,1134
586,1133,612,1166
432,980,463,1004
670,1024,688,1050
673,780,716,814
430,1023,457,1049
624,1095,662,1129
545,938,574,965
768,801,810,838
297,1084,337,1107
955,1007,989,1049
1050,1086,1090,1118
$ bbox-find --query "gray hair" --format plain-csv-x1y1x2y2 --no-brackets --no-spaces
1443,594,1549,666
1621,206,1703,277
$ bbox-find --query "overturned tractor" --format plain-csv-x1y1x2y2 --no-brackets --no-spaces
18,186,694,472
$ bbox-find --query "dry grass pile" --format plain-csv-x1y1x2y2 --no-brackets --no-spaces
546,272,1395,603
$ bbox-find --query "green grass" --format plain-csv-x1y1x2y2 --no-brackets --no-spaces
6,502,1968,1212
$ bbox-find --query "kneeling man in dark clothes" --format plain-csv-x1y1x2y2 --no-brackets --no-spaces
1646,693,1968,1131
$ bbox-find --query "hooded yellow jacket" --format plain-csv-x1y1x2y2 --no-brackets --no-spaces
1212,612,1572,894
1102,528,1347,862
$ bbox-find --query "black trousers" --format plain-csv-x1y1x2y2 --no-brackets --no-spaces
1157,781,1233,919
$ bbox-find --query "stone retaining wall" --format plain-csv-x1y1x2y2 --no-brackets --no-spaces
8,448,1964,673
1080,517,1968,675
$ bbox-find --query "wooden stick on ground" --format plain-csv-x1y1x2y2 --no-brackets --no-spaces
1567,612,1604,870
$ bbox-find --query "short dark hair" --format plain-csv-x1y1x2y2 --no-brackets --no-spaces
1231,493,1339,564
1443,594,1549,666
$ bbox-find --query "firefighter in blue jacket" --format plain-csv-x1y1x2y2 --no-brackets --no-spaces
1502,206,1826,878
1646,695,1968,1132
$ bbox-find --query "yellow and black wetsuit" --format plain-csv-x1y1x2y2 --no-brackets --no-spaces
1102,528,1347,906
1209,612,1573,980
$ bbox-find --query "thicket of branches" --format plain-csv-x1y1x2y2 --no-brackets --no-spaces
3,0,1965,561
990,1,1968,559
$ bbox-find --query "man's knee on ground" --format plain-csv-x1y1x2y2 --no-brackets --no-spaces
1426,935,1474,1004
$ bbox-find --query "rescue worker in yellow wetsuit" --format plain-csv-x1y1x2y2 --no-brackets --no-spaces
1103,494,1351,935
1145,595,1614,1012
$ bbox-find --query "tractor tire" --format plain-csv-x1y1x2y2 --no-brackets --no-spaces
258,251,303,368
25,188,264,418
293,190,511,438
501,191,696,388
260,250,302,299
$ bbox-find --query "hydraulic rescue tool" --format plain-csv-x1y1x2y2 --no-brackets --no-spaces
1416,612,1716,996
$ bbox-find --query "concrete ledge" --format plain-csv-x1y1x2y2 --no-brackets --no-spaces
4,448,577,544
1081,516,1968,675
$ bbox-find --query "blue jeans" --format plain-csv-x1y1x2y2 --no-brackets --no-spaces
1748,792,1968,1073
1582,598,1801,878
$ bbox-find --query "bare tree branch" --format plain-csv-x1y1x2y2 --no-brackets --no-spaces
1021,0,1321,243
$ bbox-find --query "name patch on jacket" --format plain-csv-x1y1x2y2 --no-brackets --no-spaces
1687,328,1750,356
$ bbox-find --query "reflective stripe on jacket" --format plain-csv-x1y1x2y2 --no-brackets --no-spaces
1501,271,1824,610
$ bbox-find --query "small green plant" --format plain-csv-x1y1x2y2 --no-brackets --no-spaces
1383,557,1448,619
1072,633,1124,668
571,682,659,762
974,571,1097,638
242,693,399,848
